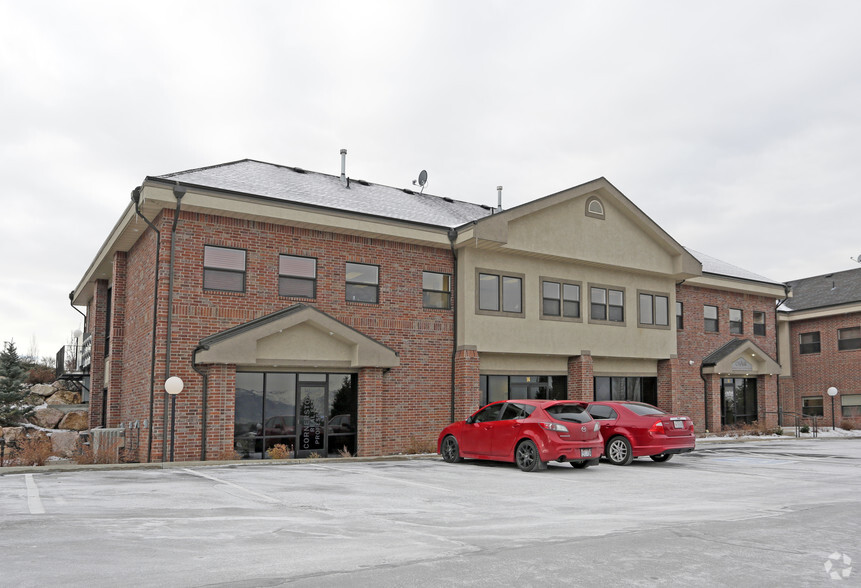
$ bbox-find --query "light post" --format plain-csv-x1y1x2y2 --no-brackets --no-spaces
164,376,184,462
827,387,839,431
72,329,82,370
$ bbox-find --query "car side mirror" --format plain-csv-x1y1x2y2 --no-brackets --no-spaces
465,416,475,424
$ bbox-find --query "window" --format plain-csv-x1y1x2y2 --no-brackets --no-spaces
479,375,567,406
593,376,658,405
802,396,824,417
842,395,861,418
586,404,618,420
585,196,605,219
345,262,379,303
676,301,684,330
753,311,766,336
279,255,316,298
590,286,624,323
477,270,523,316
730,308,743,334
204,245,246,292
799,332,820,355
638,292,669,328
704,305,718,332
541,279,580,320
422,272,451,309
838,327,861,351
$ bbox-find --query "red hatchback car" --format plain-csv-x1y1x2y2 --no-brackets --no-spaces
586,401,695,466
438,400,604,472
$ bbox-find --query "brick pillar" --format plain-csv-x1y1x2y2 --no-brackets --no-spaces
203,364,236,460
106,251,127,428
88,279,109,430
656,356,679,413
705,374,722,433
759,374,778,429
567,353,593,400
357,367,384,457
454,346,480,420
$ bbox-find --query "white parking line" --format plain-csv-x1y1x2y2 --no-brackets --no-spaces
181,468,283,504
24,474,45,515
310,463,453,493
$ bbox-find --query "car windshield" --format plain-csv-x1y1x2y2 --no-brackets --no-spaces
544,403,591,423
623,403,666,416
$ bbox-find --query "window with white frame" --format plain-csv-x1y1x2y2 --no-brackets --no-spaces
203,245,246,292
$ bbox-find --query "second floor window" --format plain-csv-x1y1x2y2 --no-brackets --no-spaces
799,331,820,355
639,292,669,327
478,271,523,314
730,308,743,334
838,326,861,351
591,287,624,323
346,262,379,303
753,311,766,336
204,245,246,292
279,255,316,298
422,271,451,309
676,301,684,330
704,305,718,332
541,280,580,318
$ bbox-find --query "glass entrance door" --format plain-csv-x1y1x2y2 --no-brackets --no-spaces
297,384,327,457
721,378,758,426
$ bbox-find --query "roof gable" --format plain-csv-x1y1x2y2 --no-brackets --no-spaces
702,339,780,376
781,266,861,312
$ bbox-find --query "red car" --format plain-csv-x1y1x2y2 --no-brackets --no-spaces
438,400,604,472
586,401,695,466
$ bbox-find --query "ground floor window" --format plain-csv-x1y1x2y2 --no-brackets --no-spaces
801,396,824,417
234,372,357,459
842,394,861,418
721,378,757,426
479,375,567,406
593,376,657,406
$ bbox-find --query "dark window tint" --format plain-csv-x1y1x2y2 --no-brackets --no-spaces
594,376,657,406
543,281,561,316
422,271,451,309
753,311,766,336
802,396,823,417
730,308,743,335
676,301,684,330
279,255,316,298
346,262,379,303
500,403,530,420
587,404,618,420
473,403,502,423
838,327,861,351
204,246,246,292
704,305,718,332
544,403,591,423
622,403,666,416
799,332,821,354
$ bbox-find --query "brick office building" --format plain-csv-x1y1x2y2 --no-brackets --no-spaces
777,267,861,428
71,153,791,462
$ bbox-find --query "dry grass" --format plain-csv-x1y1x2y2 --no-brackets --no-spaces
336,445,353,458
73,438,123,465
214,447,242,461
722,421,783,437
404,435,437,455
266,443,293,460
9,435,55,466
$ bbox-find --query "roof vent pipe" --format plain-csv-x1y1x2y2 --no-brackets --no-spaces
497,185,503,211
340,149,347,184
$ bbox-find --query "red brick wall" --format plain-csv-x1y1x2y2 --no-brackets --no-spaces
783,311,861,428
115,208,455,460
454,347,480,420
107,251,127,428
87,279,109,430
567,354,593,401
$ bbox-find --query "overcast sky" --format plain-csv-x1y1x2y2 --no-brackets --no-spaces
2,1,860,359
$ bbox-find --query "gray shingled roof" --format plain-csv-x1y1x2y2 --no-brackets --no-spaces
685,247,782,285
151,159,493,229
780,266,861,312
702,339,748,366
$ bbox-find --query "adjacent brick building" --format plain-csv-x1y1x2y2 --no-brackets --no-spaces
70,153,845,462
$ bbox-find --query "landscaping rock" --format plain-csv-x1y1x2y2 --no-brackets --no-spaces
53,380,79,392
46,390,82,405
50,431,80,457
2,426,26,444
29,407,64,429
58,411,89,431
30,383,56,397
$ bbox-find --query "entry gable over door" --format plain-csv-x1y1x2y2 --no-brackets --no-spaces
701,339,781,376
196,304,400,369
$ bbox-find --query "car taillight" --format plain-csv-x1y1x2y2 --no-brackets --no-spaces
593,422,600,432
540,422,569,433
649,420,665,434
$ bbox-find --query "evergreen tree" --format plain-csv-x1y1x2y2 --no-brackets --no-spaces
0,340,33,426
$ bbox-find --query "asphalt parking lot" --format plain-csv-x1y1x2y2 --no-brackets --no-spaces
2,438,860,587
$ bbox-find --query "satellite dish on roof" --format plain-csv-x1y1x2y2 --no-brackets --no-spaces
412,170,428,194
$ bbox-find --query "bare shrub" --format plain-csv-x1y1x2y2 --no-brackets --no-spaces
73,438,123,465
337,445,353,458
723,421,782,437
404,435,437,455
266,443,293,460
25,366,56,385
214,447,242,461
11,435,55,466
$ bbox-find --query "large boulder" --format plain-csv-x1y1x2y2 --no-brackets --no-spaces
46,390,82,405
53,380,79,392
30,383,56,397
1,426,26,444
28,407,64,429
50,431,80,457
58,411,89,431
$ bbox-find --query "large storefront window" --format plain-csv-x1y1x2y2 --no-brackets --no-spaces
593,376,657,405
234,372,357,459
479,375,567,406
721,378,757,426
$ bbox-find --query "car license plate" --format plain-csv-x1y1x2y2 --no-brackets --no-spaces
581,448,592,457
673,420,684,429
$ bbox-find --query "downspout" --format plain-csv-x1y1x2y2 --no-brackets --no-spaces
192,344,210,461
131,187,161,463
68,291,87,320
162,184,186,462
448,228,458,423
700,363,709,433
774,284,791,427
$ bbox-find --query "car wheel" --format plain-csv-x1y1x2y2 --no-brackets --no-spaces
515,440,545,472
440,435,463,463
570,458,599,469
606,436,634,466
650,453,673,463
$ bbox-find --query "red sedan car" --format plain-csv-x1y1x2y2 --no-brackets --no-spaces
438,400,604,472
586,401,695,466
